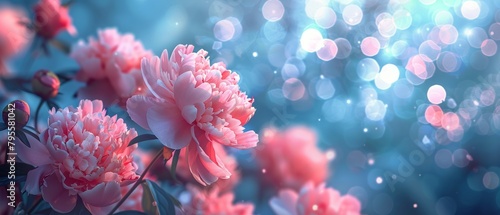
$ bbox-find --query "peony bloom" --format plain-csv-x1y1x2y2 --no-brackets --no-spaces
17,100,139,213
71,28,152,107
270,183,361,215
168,144,240,193
183,186,254,215
255,126,329,190
127,44,258,186
0,5,31,75
33,0,76,39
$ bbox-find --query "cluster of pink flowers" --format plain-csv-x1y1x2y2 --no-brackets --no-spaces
270,183,361,215
127,44,258,186
71,28,152,107
256,126,329,190
17,100,139,213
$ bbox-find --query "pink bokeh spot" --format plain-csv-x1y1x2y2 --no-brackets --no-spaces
425,105,444,127
360,37,381,57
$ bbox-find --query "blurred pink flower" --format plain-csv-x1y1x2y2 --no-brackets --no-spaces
71,28,152,107
255,126,329,190
0,5,31,75
168,144,240,193
184,186,254,215
34,0,76,39
17,100,139,213
127,44,258,186
270,183,361,215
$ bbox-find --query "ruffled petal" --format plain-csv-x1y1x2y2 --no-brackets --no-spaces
146,105,192,149
41,174,77,213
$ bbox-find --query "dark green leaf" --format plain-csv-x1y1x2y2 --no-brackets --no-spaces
142,179,179,215
46,100,60,111
141,182,157,215
23,128,40,141
0,175,26,186
16,130,30,147
113,211,148,215
128,134,157,146
170,150,181,182
0,163,34,177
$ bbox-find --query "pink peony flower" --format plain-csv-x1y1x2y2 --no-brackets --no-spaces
0,5,31,75
17,100,139,213
167,144,240,193
127,44,258,186
71,28,152,107
270,183,361,215
183,186,254,215
255,126,329,190
34,0,76,39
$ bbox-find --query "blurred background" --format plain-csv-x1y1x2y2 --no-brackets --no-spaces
2,0,500,214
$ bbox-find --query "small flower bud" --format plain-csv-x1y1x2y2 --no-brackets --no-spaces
32,70,60,99
2,100,30,128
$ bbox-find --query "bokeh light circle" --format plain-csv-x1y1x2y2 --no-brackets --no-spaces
343,4,363,26
461,1,481,20
213,19,235,41
361,37,381,57
314,7,336,29
300,28,324,52
316,39,338,61
282,78,305,101
427,85,446,104
262,0,285,22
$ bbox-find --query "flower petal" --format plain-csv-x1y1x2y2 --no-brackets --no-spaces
146,105,192,149
80,182,121,207
173,71,211,108
16,133,52,166
24,165,52,195
126,95,163,130
77,79,118,107
41,174,77,213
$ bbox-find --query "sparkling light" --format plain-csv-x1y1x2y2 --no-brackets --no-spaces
262,0,285,22
300,28,324,52
461,1,481,20
427,85,447,104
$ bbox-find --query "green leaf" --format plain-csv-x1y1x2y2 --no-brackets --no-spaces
141,182,157,215
16,130,31,147
142,179,180,215
113,211,148,215
128,134,157,146
23,128,40,141
170,150,181,182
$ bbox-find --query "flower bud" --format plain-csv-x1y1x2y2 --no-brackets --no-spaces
2,100,30,128
32,70,60,99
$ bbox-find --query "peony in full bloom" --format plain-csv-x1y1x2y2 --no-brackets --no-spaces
255,126,329,190
127,44,258,186
270,183,361,215
71,28,152,107
167,144,240,193
17,100,139,213
33,0,76,39
0,5,31,75
183,186,254,215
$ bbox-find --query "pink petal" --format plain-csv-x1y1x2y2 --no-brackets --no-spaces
41,174,77,213
80,182,121,207
24,165,52,195
182,105,198,124
77,79,118,107
146,105,192,149
173,71,211,108
16,133,52,166
141,56,163,99
269,189,299,215
126,95,163,130
106,61,136,98
233,131,258,149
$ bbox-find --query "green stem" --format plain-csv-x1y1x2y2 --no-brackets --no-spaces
107,148,163,215
27,196,42,214
34,100,44,132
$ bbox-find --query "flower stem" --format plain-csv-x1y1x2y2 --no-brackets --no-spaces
107,148,163,215
34,100,44,132
27,196,42,214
